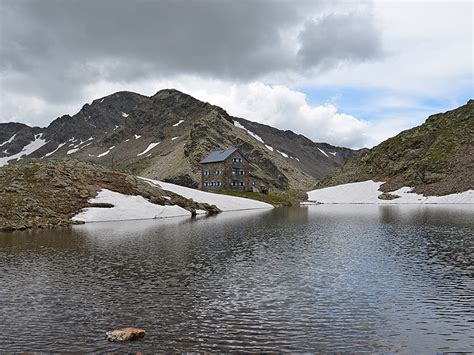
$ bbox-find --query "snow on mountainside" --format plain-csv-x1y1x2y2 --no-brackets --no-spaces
0,134,47,167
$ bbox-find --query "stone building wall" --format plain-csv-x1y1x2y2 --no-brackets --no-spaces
201,151,251,191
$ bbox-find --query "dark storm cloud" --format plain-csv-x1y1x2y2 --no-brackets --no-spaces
0,0,382,104
298,13,382,68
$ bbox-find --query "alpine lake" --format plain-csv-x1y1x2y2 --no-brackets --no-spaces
0,204,473,352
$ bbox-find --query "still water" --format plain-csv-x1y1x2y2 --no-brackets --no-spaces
0,205,473,352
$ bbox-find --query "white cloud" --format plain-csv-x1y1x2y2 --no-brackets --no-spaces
0,92,76,127
300,1,472,98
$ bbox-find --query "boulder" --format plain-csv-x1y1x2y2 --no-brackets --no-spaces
105,327,145,342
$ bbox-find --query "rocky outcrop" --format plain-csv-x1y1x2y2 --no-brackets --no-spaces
317,100,474,196
106,327,145,342
0,159,220,231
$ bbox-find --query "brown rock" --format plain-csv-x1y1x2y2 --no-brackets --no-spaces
105,327,145,342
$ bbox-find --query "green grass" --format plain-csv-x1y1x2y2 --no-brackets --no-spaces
217,189,307,206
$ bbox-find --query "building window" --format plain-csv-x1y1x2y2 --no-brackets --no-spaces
233,157,242,163
217,181,222,187
252,181,256,186
239,170,244,175
232,170,236,175
232,180,244,187
204,170,210,176
204,182,208,187
216,169,222,176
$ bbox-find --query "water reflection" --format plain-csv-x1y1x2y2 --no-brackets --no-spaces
0,205,473,352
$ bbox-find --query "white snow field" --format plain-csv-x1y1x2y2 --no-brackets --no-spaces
72,179,273,223
72,189,191,222
307,180,474,204
141,177,274,211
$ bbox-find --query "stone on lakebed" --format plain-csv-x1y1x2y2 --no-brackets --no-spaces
106,327,145,342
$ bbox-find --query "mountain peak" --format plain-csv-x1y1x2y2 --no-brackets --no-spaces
91,91,146,106
152,88,189,99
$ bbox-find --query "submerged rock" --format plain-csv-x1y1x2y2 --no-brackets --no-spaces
106,327,145,342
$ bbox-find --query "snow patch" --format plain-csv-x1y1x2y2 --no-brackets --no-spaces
308,180,474,204
0,133,17,147
67,147,81,155
72,189,191,222
265,144,274,152
124,139,130,142
329,151,337,156
171,136,178,141
134,135,141,139
317,148,329,158
0,134,47,167
69,137,94,150
137,142,160,156
97,146,114,158
141,178,274,211
43,143,66,158
121,112,129,118
234,121,264,143
173,119,185,127
277,150,289,158
100,99,104,103
67,141,93,155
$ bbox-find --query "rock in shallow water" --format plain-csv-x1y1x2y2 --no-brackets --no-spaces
106,327,145,342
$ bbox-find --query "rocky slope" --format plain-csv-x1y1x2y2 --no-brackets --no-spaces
0,89,362,190
317,100,474,196
0,160,219,231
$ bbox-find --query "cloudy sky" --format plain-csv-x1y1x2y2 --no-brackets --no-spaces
0,0,472,148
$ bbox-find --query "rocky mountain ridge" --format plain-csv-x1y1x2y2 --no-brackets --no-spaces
0,89,362,190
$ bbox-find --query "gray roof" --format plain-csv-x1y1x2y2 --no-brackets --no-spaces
200,147,239,164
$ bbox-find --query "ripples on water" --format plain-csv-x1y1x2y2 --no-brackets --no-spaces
0,205,473,352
